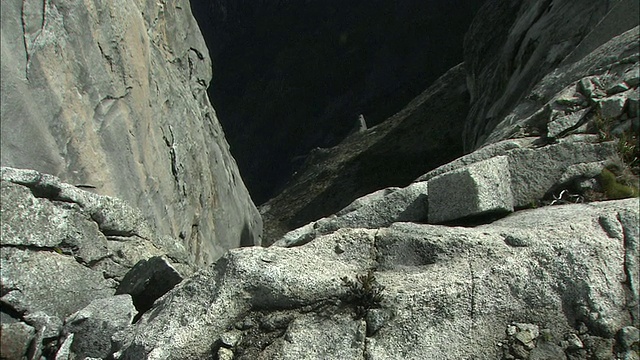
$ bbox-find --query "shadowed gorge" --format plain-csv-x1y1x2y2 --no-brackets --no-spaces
190,0,486,203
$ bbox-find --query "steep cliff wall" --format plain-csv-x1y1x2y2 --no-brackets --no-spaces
260,0,640,242
0,0,262,265
463,0,639,150
2,0,639,359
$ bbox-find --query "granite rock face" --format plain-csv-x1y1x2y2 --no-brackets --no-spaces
2,0,640,359
426,155,513,223
60,295,137,360
463,0,639,150
0,0,262,266
262,0,639,245
272,135,618,248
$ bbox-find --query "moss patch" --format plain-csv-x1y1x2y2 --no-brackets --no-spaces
598,167,639,199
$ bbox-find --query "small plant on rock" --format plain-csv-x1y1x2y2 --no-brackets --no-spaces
588,109,639,200
599,166,639,199
592,110,639,173
615,130,639,171
341,270,385,319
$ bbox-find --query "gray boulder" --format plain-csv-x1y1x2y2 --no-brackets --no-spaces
0,0,262,266
61,295,137,359
273,182,428,248
115,256,185,317
114,228,378,359
256,313,366,360
0,167,192,358
1,167,192,281
333,182,429,228
0,321,36,360
427,155,513,223
423,135,617,213
1,247,115,323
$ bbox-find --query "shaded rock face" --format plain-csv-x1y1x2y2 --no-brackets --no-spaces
482,26,640,147
3,1,640,359
0,167,193,359
102,1,637,358
0,0,262,266
60,295,138,359
190,0,486,204
463,0,640,150
261,63,472,244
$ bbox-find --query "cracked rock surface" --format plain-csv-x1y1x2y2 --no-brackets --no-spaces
114,198,639,359
1,0,639,359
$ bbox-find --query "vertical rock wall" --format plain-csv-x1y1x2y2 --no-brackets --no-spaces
462,0,639,150
0,0,262,265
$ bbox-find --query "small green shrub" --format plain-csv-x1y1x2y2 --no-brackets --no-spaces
341,270,385,319
593,112,616,142
599,167,639,199
589,109,639,201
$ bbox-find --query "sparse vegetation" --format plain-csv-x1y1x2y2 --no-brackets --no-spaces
590,110,639,200
592,111,639,173
341,270,385,319
599,167,639,199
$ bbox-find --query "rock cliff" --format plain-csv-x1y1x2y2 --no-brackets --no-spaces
1,0,639,359
1,167,194,359
0,0,262,266
112,0,638,358
260,63,471,244
462,0,640,150
117,198,640,359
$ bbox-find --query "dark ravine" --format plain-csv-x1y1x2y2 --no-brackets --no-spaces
260,0,640,244
190,0,486,204
260,63,471,244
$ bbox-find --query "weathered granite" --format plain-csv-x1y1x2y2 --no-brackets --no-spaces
0,168,193,359
114,198,639,359
427,155,513,223
62,295,137,359
0,321,36,360
1,248,116,321
478,25,639,147
0,0,262,266
273,181,428,248
115,256,185,317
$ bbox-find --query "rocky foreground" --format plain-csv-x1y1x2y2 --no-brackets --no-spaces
1,0,640,359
